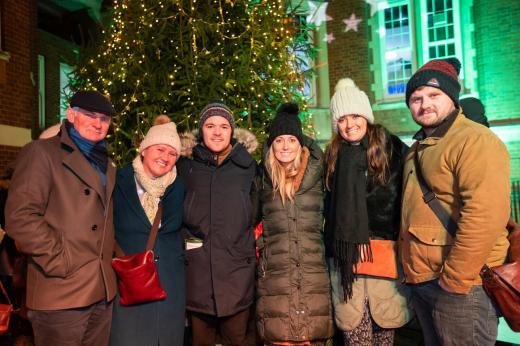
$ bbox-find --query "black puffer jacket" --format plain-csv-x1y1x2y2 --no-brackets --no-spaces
253,137,334,343
177,141,257,317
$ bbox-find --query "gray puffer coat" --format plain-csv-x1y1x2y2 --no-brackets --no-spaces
253,137,334,343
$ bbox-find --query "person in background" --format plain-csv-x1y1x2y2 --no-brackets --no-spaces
400,58,510,345
252,103,334,345
325,79,412,346
460,96,520,262
5,91,117,346
177,101,257,346
110,115,185,345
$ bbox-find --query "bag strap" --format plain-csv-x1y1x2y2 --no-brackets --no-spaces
145,203,163,251
0,281,12,306
114,203,163,257
413,145,458,238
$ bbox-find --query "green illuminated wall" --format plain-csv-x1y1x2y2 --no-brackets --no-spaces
473,0,520,122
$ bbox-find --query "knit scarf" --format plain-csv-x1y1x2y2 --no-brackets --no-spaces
66,121,108,186
132,156,177,223
327,137,371,300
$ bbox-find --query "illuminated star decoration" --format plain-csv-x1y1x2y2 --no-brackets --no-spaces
307,1,333,27
364,0,378,17
323,33,335,43
343,14,362,32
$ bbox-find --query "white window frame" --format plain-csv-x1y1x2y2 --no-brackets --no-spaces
418,0,463,79
372,0,465,103
377,0,416,100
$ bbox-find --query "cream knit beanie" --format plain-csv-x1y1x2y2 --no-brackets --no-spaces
330,78,374,132
139,115,182,155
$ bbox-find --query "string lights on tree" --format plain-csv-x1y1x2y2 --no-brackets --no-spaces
71,0,316,165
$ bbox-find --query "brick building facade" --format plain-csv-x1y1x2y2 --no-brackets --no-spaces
313,0,520,180
0,0,97,176
0,0,37,175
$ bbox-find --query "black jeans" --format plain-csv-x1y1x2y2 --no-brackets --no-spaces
410,280,498,346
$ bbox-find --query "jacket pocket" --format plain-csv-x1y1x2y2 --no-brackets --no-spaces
43,232,71,278
407,225,454,274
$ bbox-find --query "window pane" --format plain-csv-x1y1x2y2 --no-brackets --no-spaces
386,49,412,95
435,0,444,11
428,13,434,26
385,9,391,22
429,47,436,58
436,27,446,40
429,28,435,42
427,0,433,12
439,45,446,56
448,43,455,55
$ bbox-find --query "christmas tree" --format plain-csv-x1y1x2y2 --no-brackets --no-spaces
71,0,316,165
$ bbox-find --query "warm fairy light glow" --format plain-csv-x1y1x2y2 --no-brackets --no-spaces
72,0,316,165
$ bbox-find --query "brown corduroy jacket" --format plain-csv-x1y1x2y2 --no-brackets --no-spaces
5,123,117,310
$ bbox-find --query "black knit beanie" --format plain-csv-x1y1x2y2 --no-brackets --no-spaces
267,103,303,147
460,97,489,127
70,90,116,116
405,58,461,107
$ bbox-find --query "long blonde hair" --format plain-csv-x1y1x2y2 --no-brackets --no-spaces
325,123,390,190
266,144,305,205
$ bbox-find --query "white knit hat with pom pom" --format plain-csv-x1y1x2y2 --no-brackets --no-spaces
330,78,374,131
139,115,181,156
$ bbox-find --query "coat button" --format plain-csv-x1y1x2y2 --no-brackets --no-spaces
154,255,160,261
246,258,251,264
432,238,436,243
91,224,98,231
100,254,104,259
296,262,300,267
84,189,90,195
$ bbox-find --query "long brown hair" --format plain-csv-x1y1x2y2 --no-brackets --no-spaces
324,124,390,190
266,145,305,205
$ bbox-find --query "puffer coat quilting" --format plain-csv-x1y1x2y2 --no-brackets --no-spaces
254,137,334,343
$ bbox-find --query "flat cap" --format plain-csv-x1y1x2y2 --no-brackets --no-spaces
70,91,116,117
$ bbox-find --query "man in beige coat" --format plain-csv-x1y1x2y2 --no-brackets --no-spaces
6,91,117,346
400,58,510,346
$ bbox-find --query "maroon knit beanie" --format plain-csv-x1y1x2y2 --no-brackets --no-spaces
405,58,461,107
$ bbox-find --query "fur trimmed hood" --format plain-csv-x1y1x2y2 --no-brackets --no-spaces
180,128,258,158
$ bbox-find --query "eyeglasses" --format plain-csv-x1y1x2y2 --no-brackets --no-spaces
73,107,111,123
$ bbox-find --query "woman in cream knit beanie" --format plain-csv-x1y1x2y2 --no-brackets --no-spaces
330,78,374,132
111,114,186,345
324,79,411,346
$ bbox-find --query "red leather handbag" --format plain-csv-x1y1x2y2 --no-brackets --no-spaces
0,281,13,334
480,261,520,332
112,204,167,306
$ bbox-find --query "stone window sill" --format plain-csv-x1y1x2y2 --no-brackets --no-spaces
0,50,11,62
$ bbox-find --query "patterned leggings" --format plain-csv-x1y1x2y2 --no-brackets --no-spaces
343,298,394,346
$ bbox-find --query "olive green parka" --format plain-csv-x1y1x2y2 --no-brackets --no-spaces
252,137,334,343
